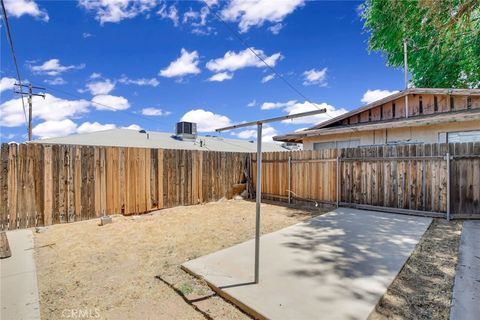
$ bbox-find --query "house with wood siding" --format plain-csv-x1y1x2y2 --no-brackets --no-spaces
274,88,480,150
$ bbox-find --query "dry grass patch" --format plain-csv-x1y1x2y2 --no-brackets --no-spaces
370,219,462,320
34,200,316,320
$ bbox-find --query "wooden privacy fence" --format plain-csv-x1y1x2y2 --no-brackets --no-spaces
0,143,247,230
252,142,480,219
1,142,479,230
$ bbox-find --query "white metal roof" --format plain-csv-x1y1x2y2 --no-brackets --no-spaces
30,129,288,152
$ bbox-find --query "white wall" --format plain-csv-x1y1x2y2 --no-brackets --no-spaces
303,119,480,150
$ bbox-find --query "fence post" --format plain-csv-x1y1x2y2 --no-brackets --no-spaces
446,152,451,221
288,155,291,204
336,156,340,207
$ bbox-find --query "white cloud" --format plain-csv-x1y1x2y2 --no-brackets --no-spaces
361,89,399,104
33,119,78,139
303,68,328,86
183,6,210,27
0,132,16,140
77,121,116,134
4,0,49,21
82,32,94,38
221,0,304,33
247,99,257,107
118,76,159,87
30,59,85,76
191,26,216,36
32,119,142,139
159,48,201,78
0,77,16,93
208,72,233,82
206,48,282,73
261,73,275,83
79,0,156,24
91,95,129,111
261,100,296,110
181,109,232,132
83,79,116,95
158,3,179,26
232,124,278,142
122,124,142,130
44,77,67,85
141,107,171,116
0,93,90,127
90,72,102,79
282,101,348,125
204,0,219,6
268,23,283,34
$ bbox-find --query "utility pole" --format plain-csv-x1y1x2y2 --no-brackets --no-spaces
15,83,46,141
403,39,409,118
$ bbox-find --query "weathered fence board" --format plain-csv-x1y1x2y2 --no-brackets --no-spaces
251,143,479,217
0,142,478,230
0,144,248,230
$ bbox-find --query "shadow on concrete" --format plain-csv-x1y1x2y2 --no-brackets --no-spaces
280,209,432,306
283,210,426,277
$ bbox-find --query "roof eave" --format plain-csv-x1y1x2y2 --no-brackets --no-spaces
308,88,480,131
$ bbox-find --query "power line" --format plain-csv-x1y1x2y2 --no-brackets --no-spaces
204,1,334,119
1,0,28,129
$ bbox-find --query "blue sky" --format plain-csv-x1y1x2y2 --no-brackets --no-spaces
1,0,404,143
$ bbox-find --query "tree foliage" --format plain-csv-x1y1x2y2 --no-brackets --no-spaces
362,0,480,88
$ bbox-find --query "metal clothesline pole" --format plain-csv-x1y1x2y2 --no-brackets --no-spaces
216,108,326,284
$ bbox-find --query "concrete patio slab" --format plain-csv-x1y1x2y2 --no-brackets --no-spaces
450,220,480,320
183,208,432,320
1,229,41,320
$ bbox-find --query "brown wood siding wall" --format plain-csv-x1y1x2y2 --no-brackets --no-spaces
339,94,479,126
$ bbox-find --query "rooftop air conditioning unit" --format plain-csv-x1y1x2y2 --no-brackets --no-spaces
175,121,197,141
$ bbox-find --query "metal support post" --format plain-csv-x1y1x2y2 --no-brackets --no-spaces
288,155,292,204
446,153,451,221
254,123,262,283
336,156,340,207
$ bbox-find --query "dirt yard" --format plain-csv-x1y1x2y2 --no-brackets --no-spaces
370,219,463,320
34,199,316,320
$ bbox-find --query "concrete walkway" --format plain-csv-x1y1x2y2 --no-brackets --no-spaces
450,220,480,320
1,230,41,320
183,208,431,320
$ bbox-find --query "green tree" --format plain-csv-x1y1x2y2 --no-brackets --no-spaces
361,0,480,88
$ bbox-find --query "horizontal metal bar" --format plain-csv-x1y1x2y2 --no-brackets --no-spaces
215,109,326,132
451,155,480,159
292,159,337,163
252,155,478,162
339,202,446,218
339,156,445,161
251,158,336,163
450,213,480,220
262,193,336,205
251,159,288,163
